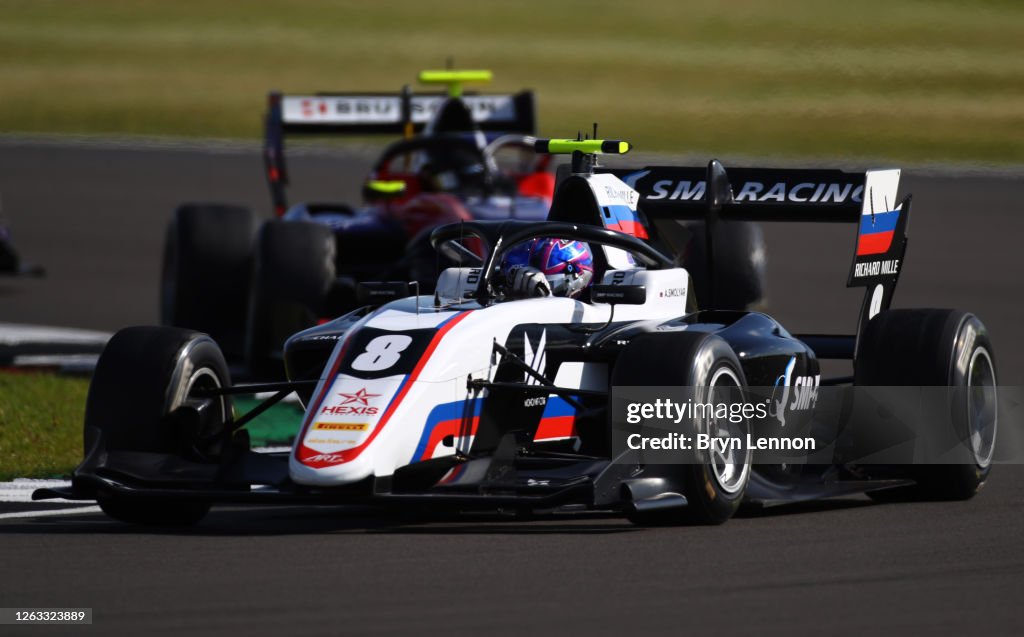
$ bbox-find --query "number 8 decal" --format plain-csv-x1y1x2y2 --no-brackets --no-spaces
352,334,413,371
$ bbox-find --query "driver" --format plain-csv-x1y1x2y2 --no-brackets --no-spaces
417,145,487,193
500,238,594,299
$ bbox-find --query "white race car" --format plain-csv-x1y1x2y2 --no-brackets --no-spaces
40,139,998,526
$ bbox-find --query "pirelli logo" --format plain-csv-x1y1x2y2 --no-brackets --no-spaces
314,422,369,431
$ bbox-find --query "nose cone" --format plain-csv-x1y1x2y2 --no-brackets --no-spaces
289,374,405,486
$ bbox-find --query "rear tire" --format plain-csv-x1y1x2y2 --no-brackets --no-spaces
613,332,752,525
0,232,21,273
161,204,255,358
85,326,232,525
856,309,997,501
246,220,336,377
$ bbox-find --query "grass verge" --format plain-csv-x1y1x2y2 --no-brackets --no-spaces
0,371,303,480
1,0,1023,163
0,372,88,480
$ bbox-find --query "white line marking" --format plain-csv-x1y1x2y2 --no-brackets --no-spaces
12,353,100,369
0,479,73,503
0,506,102,520
0,323,111,346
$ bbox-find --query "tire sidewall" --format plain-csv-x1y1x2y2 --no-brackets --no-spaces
85,327,231,455
856,309,997,498
613,331,752,524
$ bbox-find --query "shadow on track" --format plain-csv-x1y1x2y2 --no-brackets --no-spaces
737,496,874,519
0,496,885,537
0,505,641,537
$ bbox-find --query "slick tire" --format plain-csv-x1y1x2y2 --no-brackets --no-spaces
0,234,20,273
161,203,256,359
246,220,336,377
856,309,997,501
613,331,752,525
85,326,232,525
682,220,767,310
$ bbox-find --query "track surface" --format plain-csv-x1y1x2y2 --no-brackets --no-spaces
1,141,1022,635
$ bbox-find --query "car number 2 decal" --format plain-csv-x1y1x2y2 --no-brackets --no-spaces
351,334,413,371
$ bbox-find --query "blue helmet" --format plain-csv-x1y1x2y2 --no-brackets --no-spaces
501,238,595,298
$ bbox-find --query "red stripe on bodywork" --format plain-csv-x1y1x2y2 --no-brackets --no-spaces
534,416,576,440
421,416,480,461
298,311,472,467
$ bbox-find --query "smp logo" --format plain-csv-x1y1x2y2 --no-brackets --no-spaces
643,180,864,205
769,357,820,426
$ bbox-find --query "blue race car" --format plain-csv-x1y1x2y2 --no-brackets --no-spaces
161,71,555,376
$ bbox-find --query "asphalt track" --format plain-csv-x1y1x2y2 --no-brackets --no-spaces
0,140,1022,635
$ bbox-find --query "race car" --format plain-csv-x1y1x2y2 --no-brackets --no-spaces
161,70,556,374
40,138,999,526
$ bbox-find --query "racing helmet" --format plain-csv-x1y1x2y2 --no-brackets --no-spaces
501,238,594,298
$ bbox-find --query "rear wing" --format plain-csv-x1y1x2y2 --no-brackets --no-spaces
611,164,876,222
271,90,537,135
263,89,536,213
604,162,909,343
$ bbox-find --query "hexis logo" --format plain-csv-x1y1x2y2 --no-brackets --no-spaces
320,388,383,416
338,388,380,405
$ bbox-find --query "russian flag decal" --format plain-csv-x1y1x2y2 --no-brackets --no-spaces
856,209,900,256
603,204,649,239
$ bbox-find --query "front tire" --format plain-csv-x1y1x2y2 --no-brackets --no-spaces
84,326,232,525
613,332,752,525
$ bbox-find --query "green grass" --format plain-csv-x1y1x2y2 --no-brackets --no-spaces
0,372,302,480
0,372,88,480
1,0,1023,163
233,396,304,448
